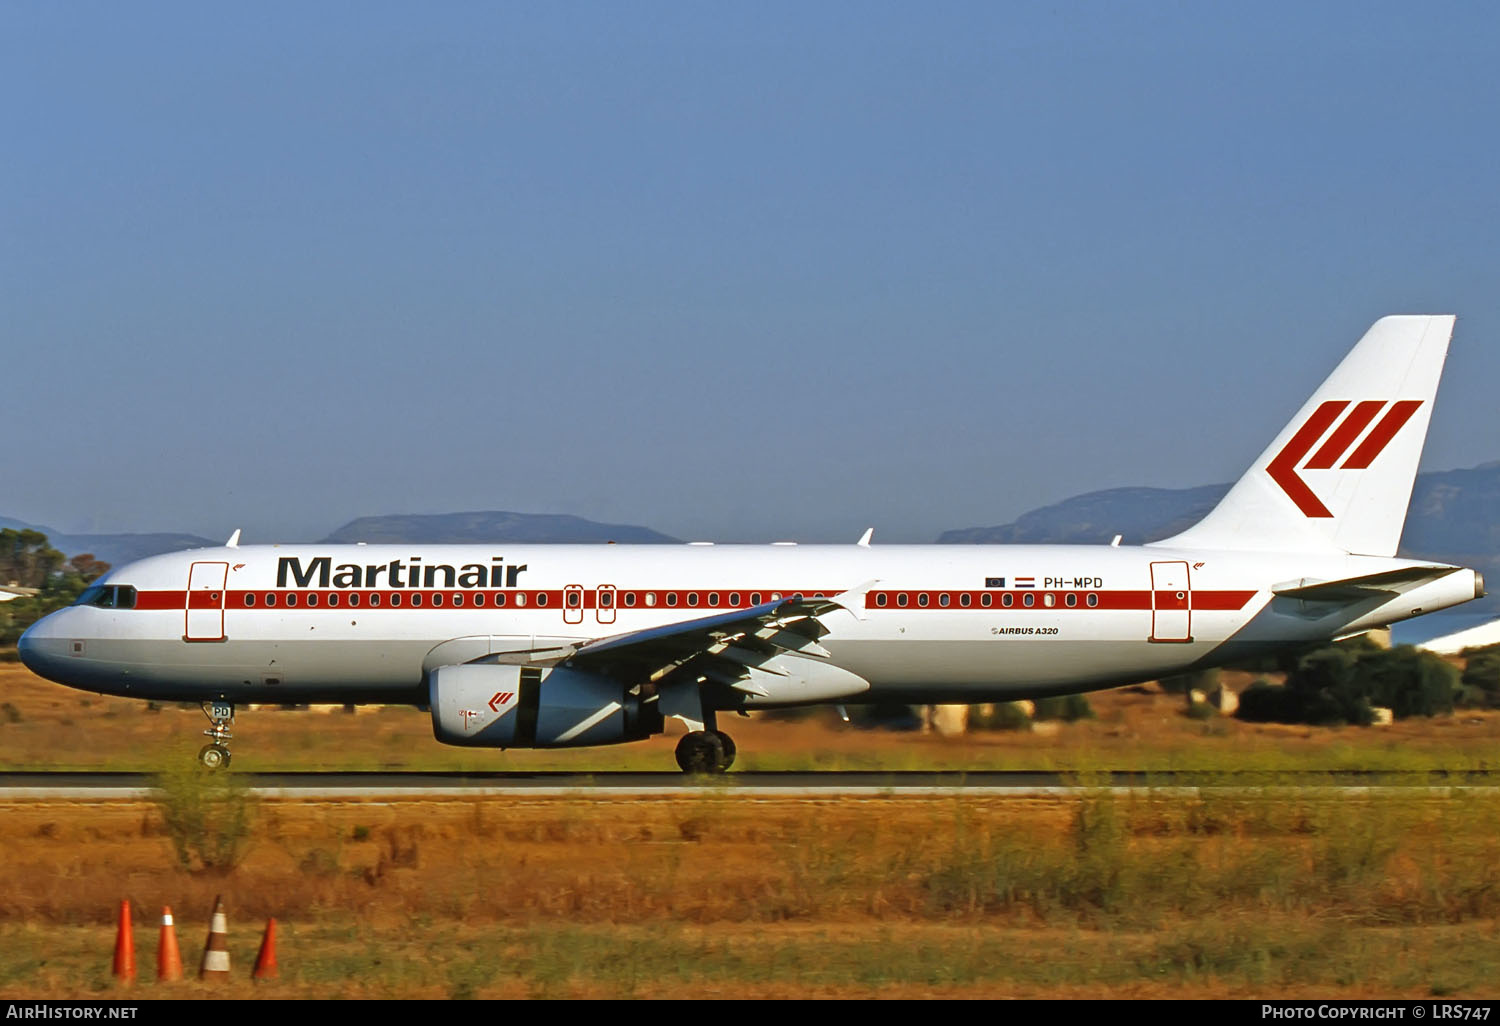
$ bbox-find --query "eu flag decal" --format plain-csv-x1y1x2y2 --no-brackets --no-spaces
984,577,1005,588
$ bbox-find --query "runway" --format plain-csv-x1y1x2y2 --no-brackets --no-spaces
2,769,1497,800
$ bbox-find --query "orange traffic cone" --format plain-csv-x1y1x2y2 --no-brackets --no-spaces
199,896,230,980
157,906,183,981
111,900,135,984
252,918,278,980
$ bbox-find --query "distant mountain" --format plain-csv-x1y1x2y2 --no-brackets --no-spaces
321,511,679,545
940,461,1500,614
938,484,1231,547
0,516,217,568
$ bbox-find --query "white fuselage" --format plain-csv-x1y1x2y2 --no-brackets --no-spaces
18,542,1483,706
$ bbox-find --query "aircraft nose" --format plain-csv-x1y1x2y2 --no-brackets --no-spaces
17,614,72,682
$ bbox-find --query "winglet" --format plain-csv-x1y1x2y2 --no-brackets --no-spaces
856,528,873,547
226,529,241,549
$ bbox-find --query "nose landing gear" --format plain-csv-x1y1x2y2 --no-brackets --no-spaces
198,700,235,770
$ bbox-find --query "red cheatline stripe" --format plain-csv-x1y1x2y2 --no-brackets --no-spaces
1305,400,1386,470
1267,400,1348,518
128,588,1259,612
1340,400,1422,469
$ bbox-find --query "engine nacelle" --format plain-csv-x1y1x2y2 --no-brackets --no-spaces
429,663,662,748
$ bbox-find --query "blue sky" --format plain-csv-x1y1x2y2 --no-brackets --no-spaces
4,2,1498,543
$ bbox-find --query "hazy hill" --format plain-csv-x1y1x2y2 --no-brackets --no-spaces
939,461,1500,614
321,511,679,545
0,516,217,569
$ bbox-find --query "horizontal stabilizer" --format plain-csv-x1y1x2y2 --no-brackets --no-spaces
1272,565,1460,602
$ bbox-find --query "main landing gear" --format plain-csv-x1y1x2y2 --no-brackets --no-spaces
198,700,235,770
674,729,736,774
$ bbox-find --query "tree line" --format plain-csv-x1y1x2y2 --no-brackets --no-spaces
0,529,110,648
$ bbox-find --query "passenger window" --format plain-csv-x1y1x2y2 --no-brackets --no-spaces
876,593,888,608
1065,593,1077,607
624,592,636,608
452,594,463,607
368,594,380,607
1087,593,1099,607
515,593,527,607
939,594,951,607
390,594,402,607
897,594,909,608
601,591,613,607
494,593,506,607
729,592,741,606
644,592,655,607
1001,594,1013,608
472,594,483,607
687,593,699,607
432,594,444,607
980,594,992,608
348,594,361,608
750,592,761,605
536,593,547,607
265,594,277,607
1043,593,1055,608
328,594,339,607
567,591,580,607
960,594,971,607
707,592,718,606
286,594,298,608
666,593,678,607
918,594,930,607
245,593,257,607
306,594,319,607
1023,594,1035,607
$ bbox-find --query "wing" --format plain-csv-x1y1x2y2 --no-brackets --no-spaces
566,589,864,697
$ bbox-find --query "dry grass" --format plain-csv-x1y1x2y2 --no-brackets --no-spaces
3,790,1500,997
5,662,1500,997
3,664,1499,773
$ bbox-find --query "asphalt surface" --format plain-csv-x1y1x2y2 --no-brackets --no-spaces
2,769,1497,799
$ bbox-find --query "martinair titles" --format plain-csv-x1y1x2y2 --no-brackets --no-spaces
19,316,1484,772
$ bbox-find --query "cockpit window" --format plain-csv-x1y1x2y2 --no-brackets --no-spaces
73,585,136,609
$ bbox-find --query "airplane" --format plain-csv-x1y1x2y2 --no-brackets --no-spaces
18,315,1485,772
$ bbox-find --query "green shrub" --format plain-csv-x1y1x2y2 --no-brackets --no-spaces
969,702,1031,731
149,762,259,873
1459,644,1500,708
1185,700,1217,720
1032,694,1095,722
1235,644,1456,726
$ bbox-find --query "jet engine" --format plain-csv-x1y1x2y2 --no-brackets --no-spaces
429,663,662,748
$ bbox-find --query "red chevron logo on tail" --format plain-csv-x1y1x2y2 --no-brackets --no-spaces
1267,400,1423,517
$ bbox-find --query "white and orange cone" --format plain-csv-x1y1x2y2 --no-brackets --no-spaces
199,896,230,980
157,906,182,981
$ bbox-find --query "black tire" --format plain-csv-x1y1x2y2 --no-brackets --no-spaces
674,731,725,774
198,744,230,771
712,731,736,771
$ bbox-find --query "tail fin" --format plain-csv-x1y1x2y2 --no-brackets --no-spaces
1153,314,1454,556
